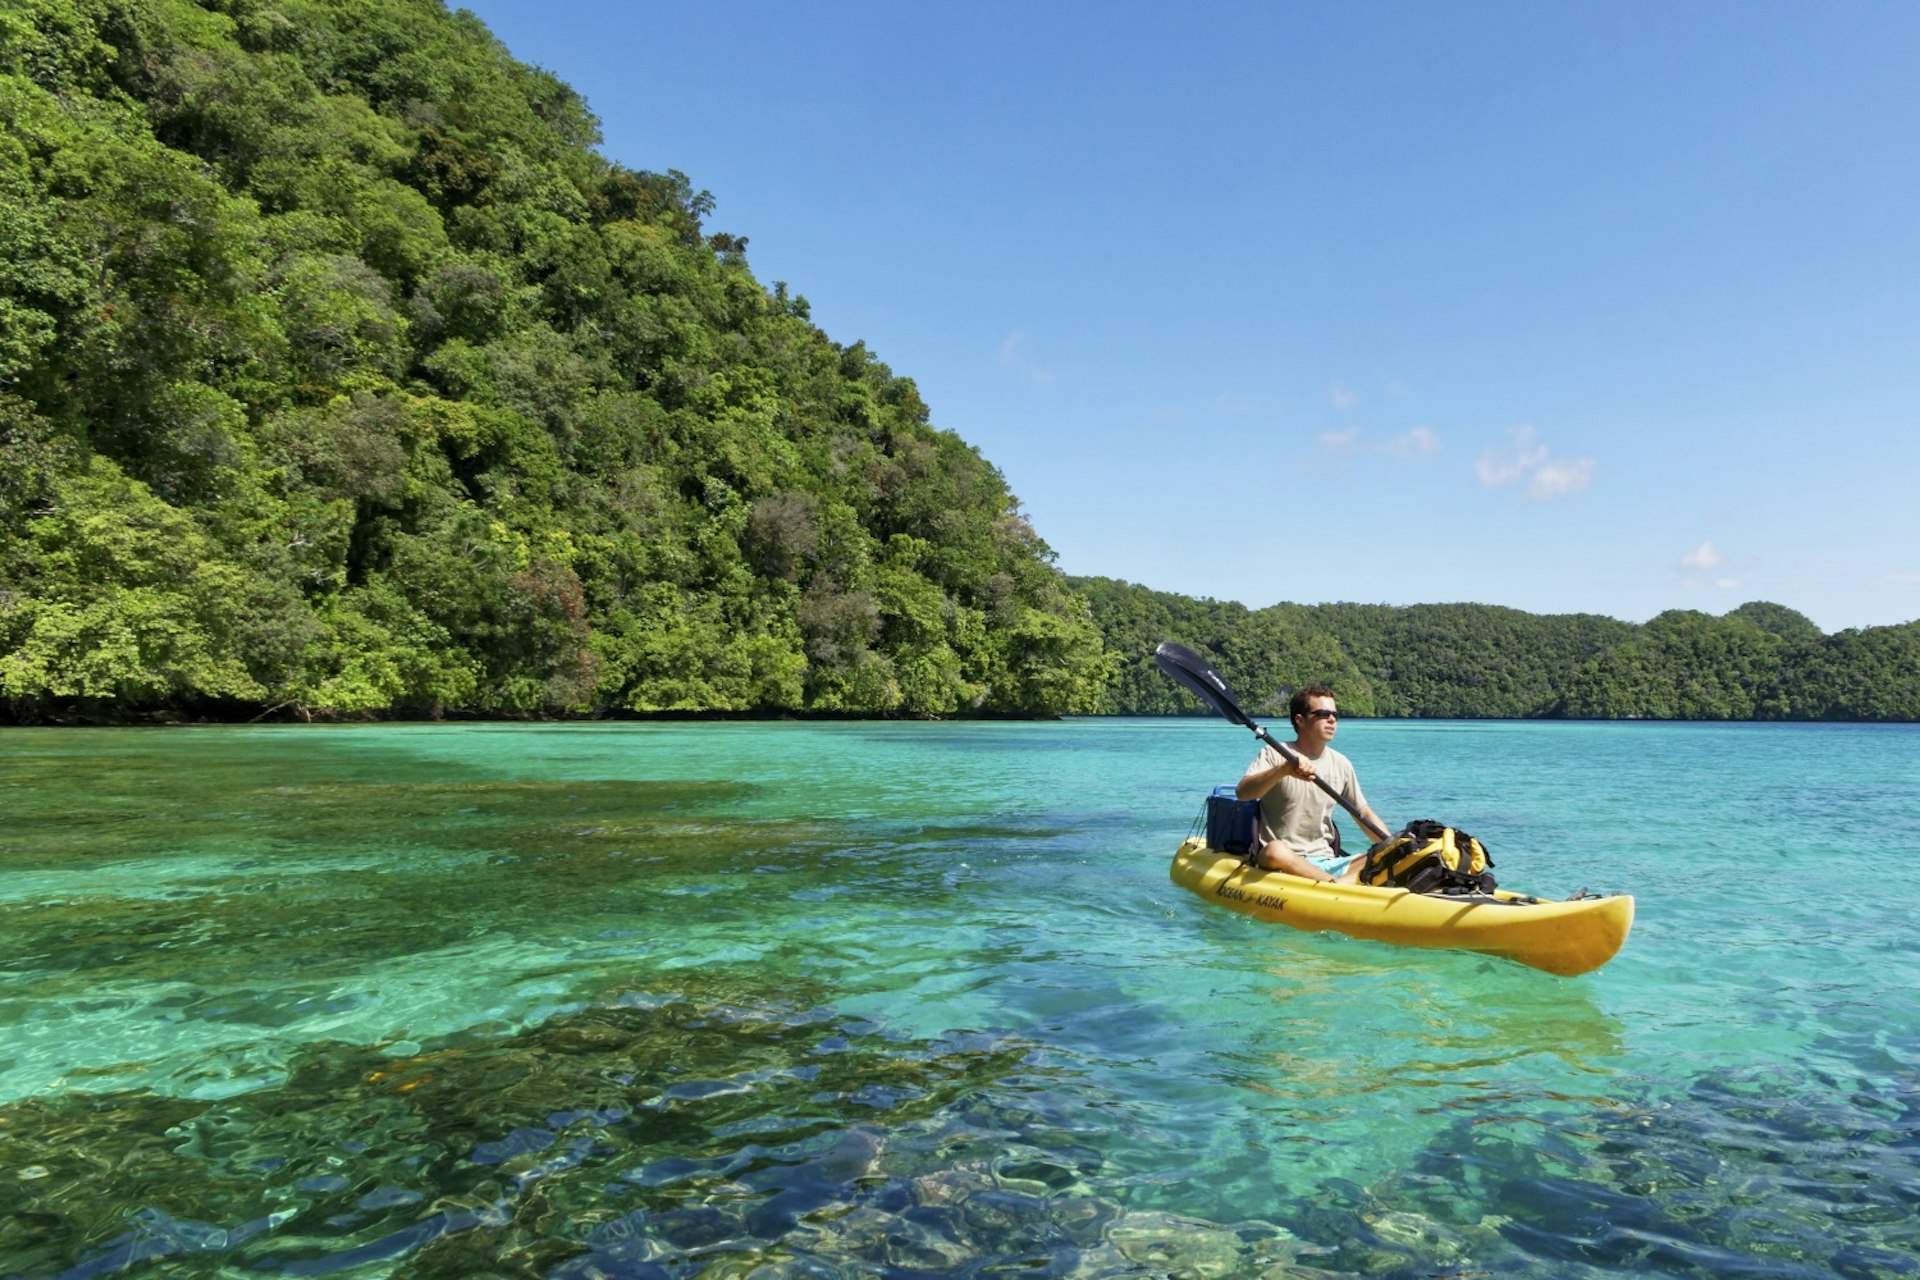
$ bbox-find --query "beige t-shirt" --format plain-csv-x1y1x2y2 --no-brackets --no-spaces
1239,743,1366,858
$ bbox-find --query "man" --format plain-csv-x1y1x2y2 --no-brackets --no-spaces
1235,685,1391,883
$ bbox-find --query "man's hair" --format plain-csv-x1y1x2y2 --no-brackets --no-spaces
1289,684,1336,722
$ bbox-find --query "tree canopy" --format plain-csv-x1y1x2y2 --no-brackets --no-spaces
0,0,1113,720
1075,578,1919,722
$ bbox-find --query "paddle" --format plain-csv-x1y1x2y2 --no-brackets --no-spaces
1154,640,1390,845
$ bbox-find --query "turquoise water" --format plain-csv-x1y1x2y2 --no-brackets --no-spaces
1,718,1916,1278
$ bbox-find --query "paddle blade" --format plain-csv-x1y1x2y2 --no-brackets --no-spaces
1153,641,1253,727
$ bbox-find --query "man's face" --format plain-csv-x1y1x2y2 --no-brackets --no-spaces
1295,695,1339,745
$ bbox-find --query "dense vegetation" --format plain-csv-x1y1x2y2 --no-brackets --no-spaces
0,0,1114,720
3,1,1912,724
1076,578,1920,722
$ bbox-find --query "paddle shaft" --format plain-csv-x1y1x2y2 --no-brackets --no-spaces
1154,641,1390,844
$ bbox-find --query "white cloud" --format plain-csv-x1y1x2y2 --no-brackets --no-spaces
1330,381,1359,413
1529,457,1594,499
1318,426,1442,461
1681,541,1723,572
1474,425,1548,488
998,330,1055,385
1678,541,1743,592
1475,425,1593,500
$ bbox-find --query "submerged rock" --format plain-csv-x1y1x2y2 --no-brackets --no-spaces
1068,1209,1303,1279
1363,1207,1468,1259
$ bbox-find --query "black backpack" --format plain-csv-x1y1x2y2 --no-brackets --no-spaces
1363,820,1497,895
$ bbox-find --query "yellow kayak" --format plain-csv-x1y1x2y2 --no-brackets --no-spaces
1171,837,1633,977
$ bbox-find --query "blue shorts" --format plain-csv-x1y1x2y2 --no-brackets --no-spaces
1305,852,1354,876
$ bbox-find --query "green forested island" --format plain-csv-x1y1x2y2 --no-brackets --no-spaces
1077,578,1920,722
2,0,1916,724
0,0,1114,719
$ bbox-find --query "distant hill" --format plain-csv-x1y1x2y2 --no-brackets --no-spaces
1072,577,1920,721
0,0,1112,721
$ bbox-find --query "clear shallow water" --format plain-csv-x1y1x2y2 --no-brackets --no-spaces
0,718,1916,1278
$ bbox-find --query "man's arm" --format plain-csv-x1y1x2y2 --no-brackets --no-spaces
1358,805,1392,846
1336,803,1395,884
1342,770,1390,845
1236,753,1310,801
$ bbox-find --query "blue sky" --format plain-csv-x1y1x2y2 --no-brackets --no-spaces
455,1,1920,633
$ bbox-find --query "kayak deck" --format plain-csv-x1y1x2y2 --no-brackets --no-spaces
1171,837,1633,977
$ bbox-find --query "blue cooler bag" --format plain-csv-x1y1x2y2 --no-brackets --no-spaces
1204,785,1260,855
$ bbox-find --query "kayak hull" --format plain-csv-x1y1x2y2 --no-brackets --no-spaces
1171,837,1633,977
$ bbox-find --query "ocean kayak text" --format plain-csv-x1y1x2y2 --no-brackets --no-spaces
1215,883,1286,912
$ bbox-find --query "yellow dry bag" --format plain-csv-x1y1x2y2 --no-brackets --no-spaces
1364,820,1497,895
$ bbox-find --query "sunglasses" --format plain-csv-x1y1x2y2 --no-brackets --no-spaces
1302,709,1339,721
